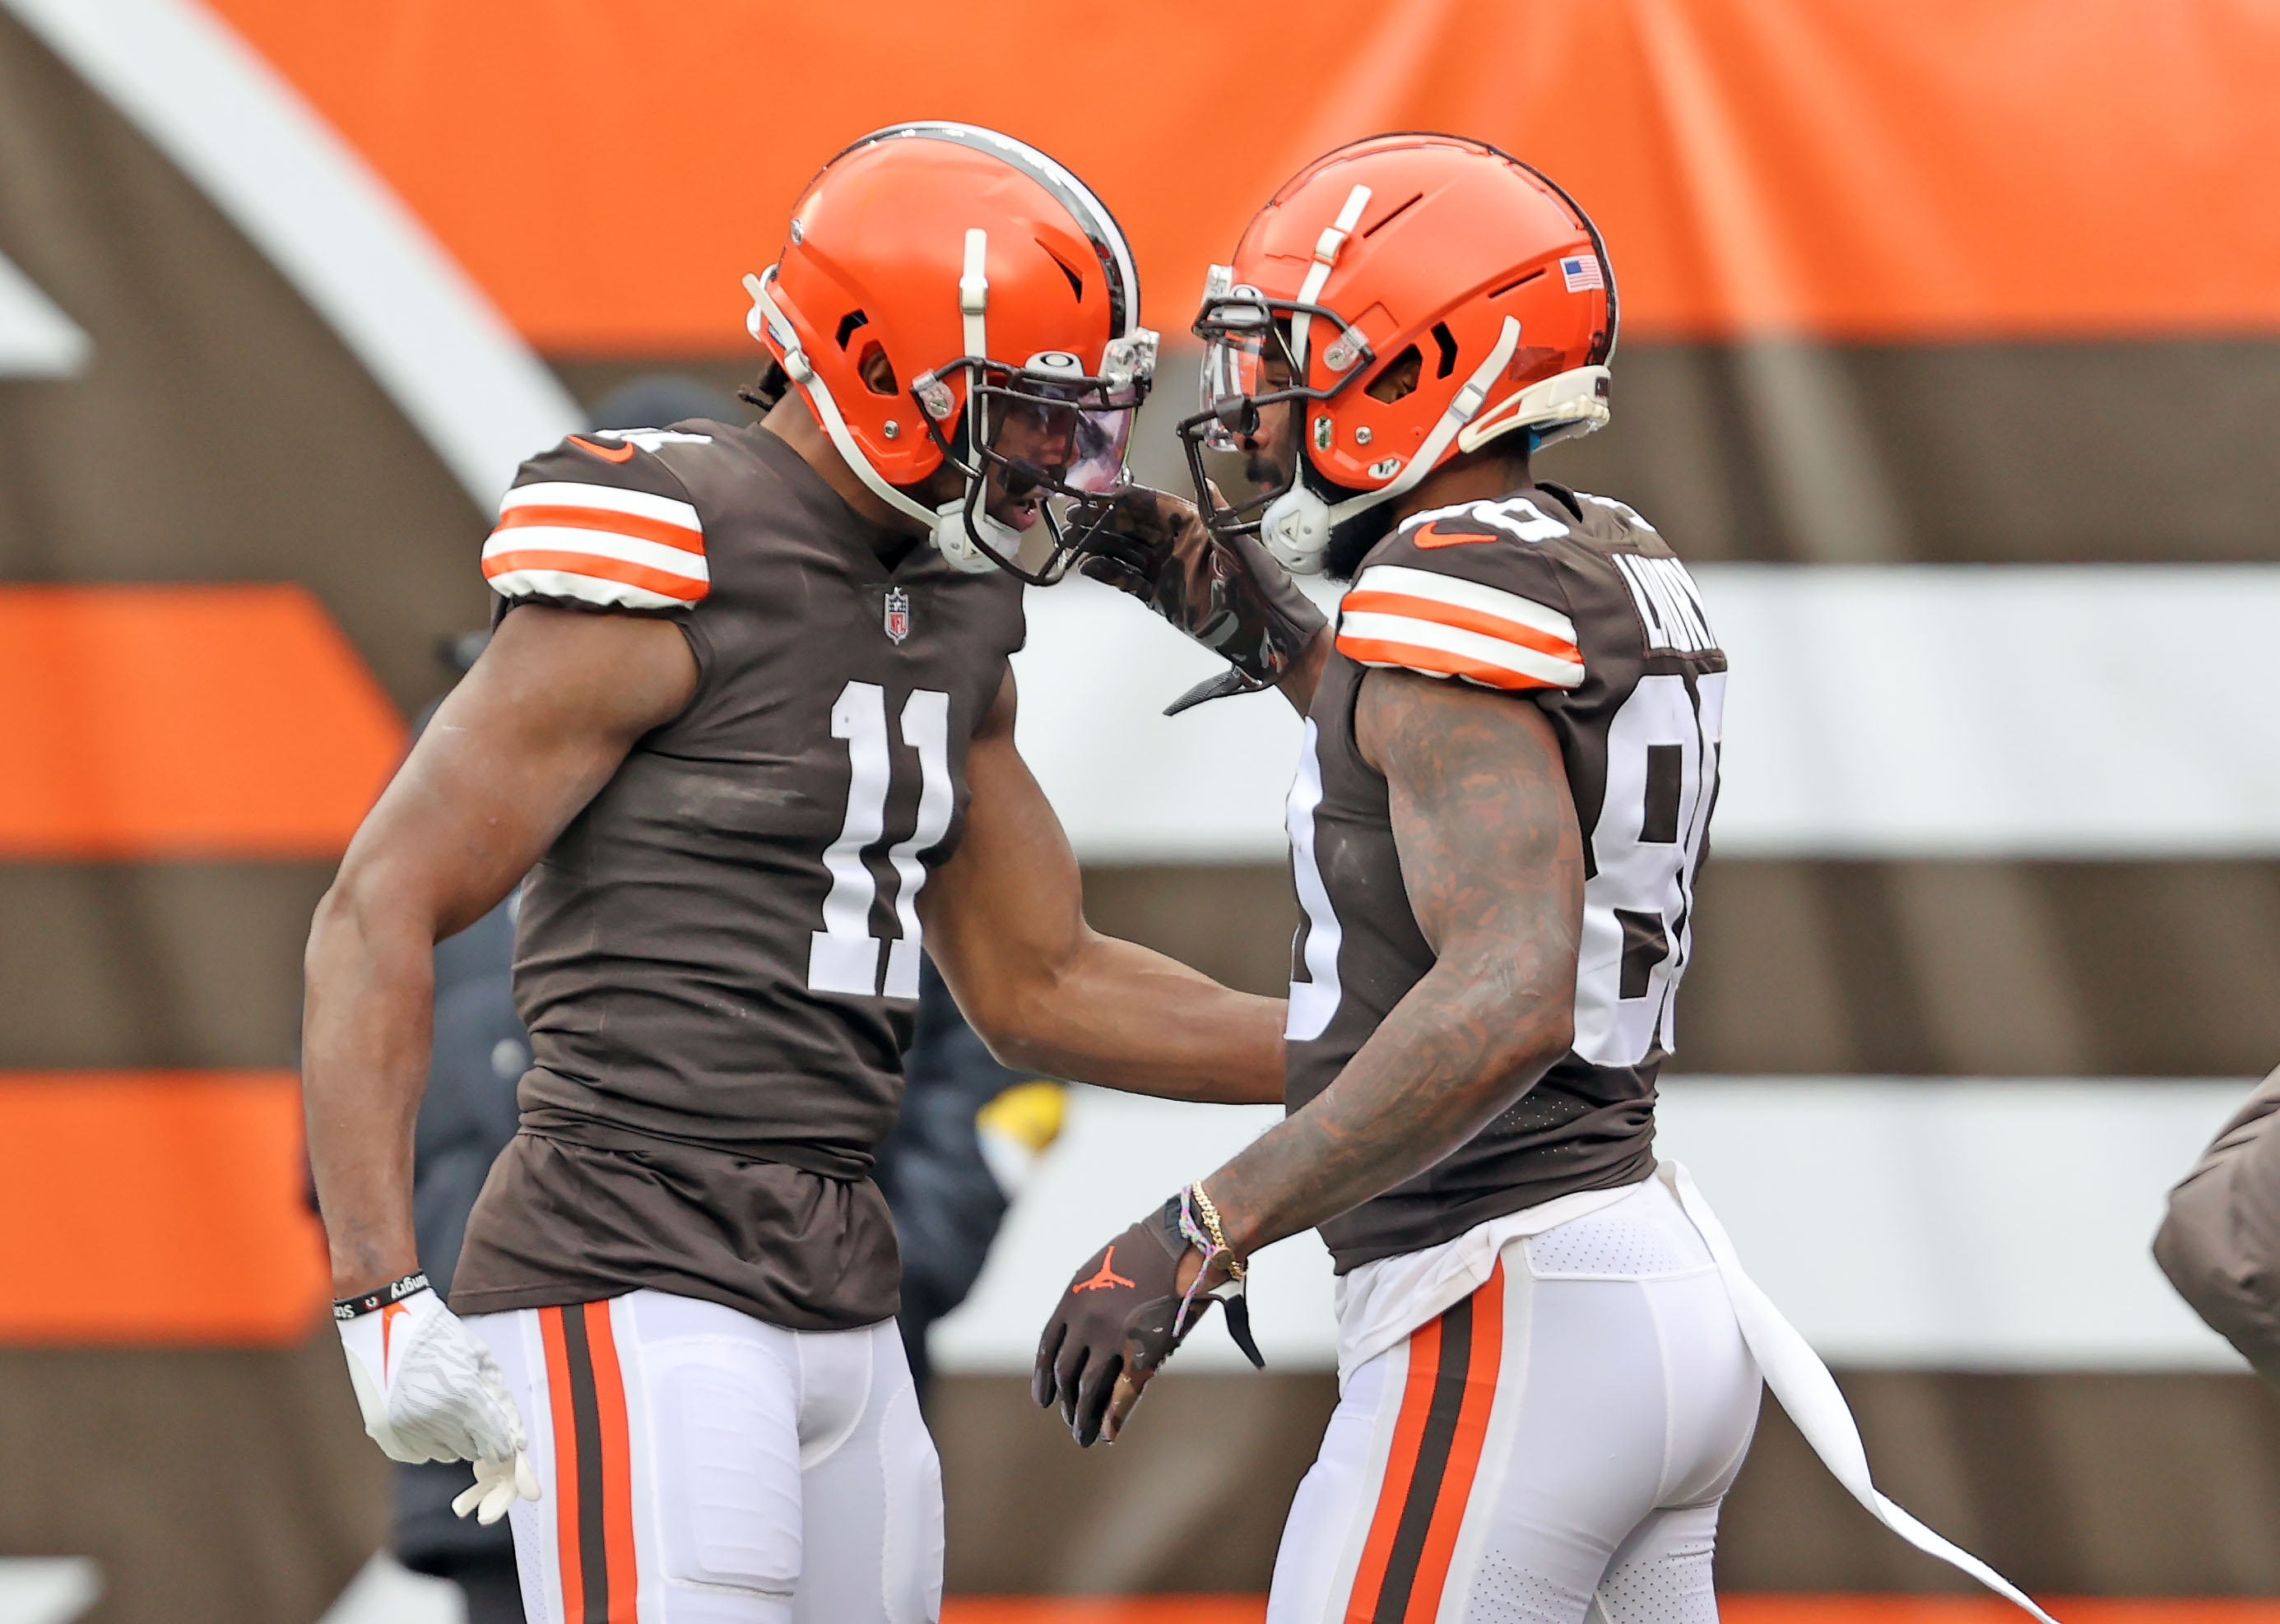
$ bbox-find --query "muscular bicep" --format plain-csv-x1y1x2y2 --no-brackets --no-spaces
1358,669,1584,999
1177,671,1586,1259
920,670,1285,1101
920,669,1088,1021
335,605,698,939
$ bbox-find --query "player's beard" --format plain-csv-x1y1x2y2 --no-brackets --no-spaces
1320,504,1396,582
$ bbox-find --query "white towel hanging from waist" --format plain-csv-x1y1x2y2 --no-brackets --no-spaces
1657,1160,2062,1624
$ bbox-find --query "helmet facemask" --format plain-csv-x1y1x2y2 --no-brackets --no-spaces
749,267,1155,586
1176,278,1386,575
915,331,1156,585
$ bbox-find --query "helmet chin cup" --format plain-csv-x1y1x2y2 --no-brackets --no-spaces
1261,486,1332,574
932,500,1016,574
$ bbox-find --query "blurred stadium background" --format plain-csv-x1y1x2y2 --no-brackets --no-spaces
5,1,2280,1619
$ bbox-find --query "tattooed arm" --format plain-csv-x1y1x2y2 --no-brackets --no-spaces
1040,666,1585,1442
1191,667,1585,1259
1037,666,1584,1443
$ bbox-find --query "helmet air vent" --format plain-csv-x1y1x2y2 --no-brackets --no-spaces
1430,322,1459,379
1038,241,1086,302
835,309,870,349
1362,192,1426,238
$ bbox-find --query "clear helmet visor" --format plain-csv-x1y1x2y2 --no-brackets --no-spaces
1193,292,1301,452
1197,335,1268,452
985,384,1140,494
973,364,1144,497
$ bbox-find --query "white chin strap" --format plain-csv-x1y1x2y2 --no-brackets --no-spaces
1261,318,1611,574
743,269,1017,574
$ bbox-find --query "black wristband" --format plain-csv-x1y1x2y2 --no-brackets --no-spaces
333,1270,431,1321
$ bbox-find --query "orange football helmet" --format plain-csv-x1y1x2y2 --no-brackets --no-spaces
1181,133,1617,573
744,123,1155,582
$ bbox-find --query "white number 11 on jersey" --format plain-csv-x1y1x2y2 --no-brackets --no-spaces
808,680,953,1000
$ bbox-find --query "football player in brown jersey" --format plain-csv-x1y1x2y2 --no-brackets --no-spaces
1044,134,2061,1624
1041,133,1753,1624
303,125,1291,1623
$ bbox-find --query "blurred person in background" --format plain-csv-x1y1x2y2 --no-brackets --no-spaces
303,123,1284,1623
1038,134,2055,1624
2156,1065,2280,1384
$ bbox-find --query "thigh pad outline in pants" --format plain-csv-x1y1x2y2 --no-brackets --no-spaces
641,1306,806,1606
470,1293,806,1624
471,1293,942,1624
785,1320,944,1624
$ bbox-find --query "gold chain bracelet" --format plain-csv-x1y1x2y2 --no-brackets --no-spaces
1186,1181,1244,1281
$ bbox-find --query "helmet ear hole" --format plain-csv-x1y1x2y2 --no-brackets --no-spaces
1365,345,1423,405
856,340,899,397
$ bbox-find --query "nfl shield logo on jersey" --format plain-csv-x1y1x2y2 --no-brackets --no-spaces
883,587,912,645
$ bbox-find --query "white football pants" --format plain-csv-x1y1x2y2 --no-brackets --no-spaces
1268,1176,1762,1624
465,1291,943,1624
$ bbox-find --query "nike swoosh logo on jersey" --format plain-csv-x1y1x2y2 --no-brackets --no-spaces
568,434,638,463
1410,519,1500,549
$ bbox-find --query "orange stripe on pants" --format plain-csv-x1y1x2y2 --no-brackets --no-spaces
539,1306,585,1616
1405,1264,1506,1617
1343,1262,1508,1623
541,1301,642,1622
584,1301,641,1621
1344,1313,1444,1622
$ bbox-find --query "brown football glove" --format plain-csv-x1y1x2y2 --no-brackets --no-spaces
1075,485,1326,714
1032,1197,1263,1446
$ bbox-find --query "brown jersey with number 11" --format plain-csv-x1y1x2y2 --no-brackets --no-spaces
1286,482,1726,1273
450,419,1024,1330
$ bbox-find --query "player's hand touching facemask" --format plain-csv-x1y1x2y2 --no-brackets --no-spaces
1075,485,1326,713
335,1274,541,1524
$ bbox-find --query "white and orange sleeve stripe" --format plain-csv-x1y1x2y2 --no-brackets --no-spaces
1336,564,1585,691
482,480,708,611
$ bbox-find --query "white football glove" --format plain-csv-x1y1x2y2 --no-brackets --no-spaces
337,1279,541,1524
